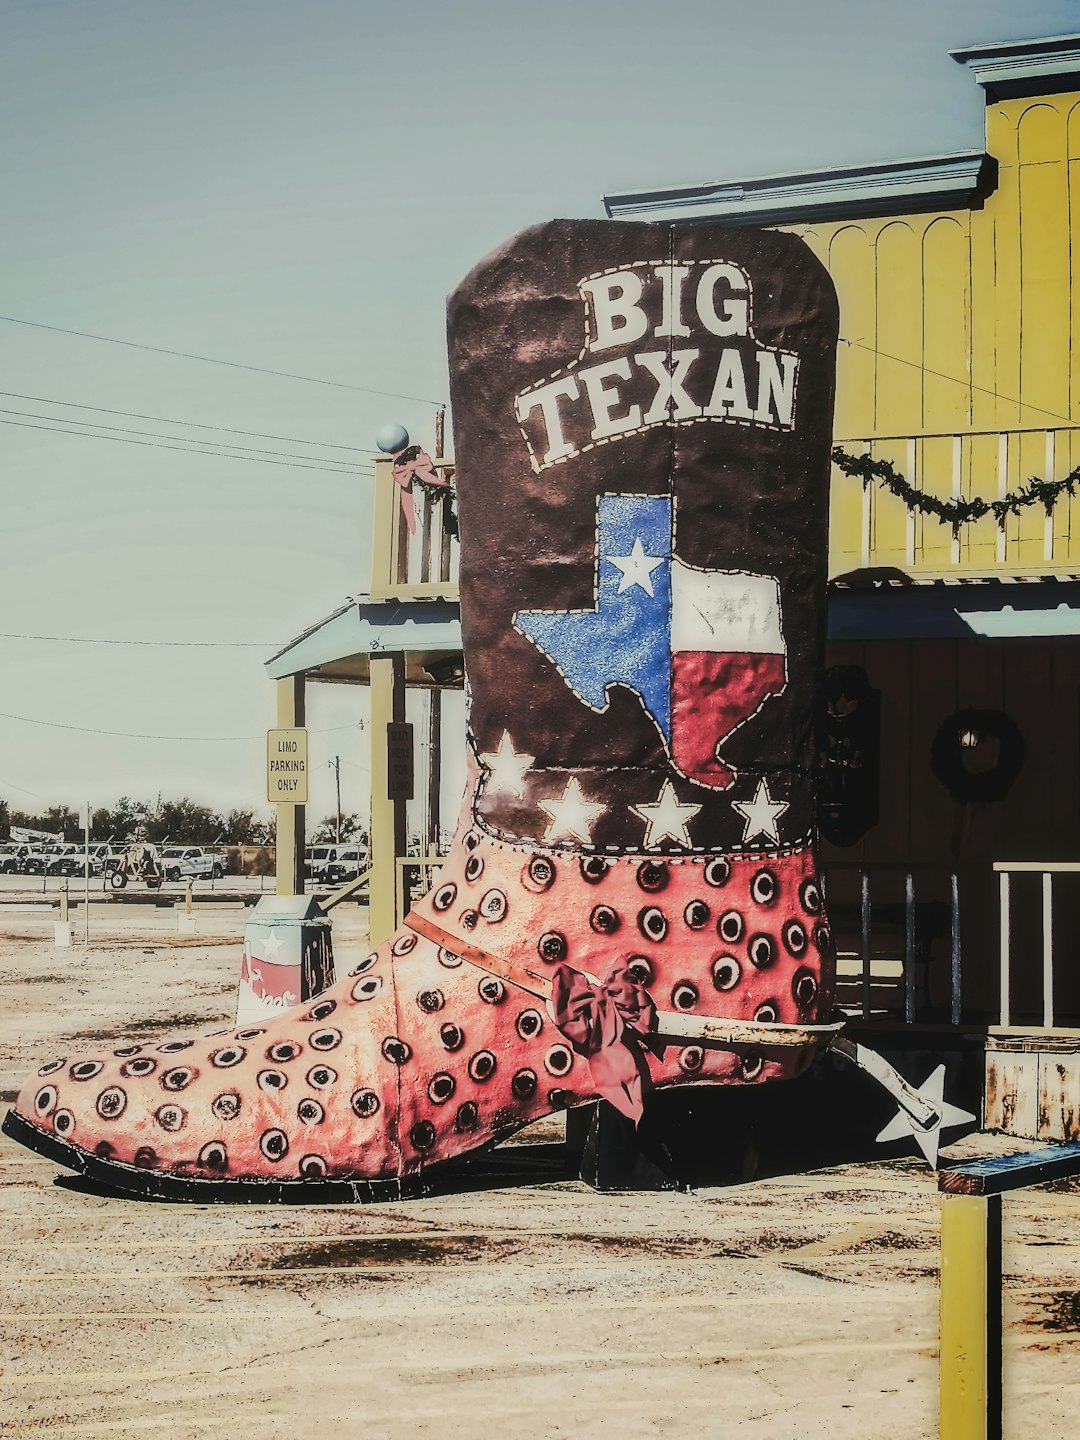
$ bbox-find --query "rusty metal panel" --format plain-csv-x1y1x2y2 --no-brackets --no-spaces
983,1041,1039,1138
1037,1048,1080,1142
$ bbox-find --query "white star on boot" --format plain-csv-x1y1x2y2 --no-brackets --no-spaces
732,778,788,844
539,777,606,844
876,1064,976,1168
606,536,664,595
478,730,535,798
630,780,702,848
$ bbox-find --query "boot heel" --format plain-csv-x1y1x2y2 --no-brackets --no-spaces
577,1099,683,1193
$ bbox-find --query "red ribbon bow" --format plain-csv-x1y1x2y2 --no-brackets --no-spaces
391,446,450,535
551,962,661,1123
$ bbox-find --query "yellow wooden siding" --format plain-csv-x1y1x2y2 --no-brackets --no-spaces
794,90,1080,578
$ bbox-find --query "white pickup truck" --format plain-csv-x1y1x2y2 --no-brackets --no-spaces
159,847,226,881
48,843,119,877
0,843,36,873
321,845,370,886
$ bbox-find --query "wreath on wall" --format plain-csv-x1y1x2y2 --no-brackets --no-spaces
930,707,1027,803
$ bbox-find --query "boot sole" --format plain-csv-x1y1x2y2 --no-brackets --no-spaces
2,1107,431,1205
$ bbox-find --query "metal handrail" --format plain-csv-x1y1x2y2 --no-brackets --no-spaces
824,862,961,1026
394,852,447,926
318,866,371,913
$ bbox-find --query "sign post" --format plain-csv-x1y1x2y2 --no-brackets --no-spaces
83,801,90,950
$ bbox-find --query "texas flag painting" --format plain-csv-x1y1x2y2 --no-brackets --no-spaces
514,493,787,790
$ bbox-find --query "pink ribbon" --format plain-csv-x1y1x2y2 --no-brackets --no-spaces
551,962,661,1123
391,446,450,535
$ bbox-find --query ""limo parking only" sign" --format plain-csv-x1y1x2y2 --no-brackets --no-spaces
266,728,309,804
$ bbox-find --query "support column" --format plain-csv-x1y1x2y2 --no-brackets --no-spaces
275,674,306,897
428,688,442,854
369,653,407,946
940,1192,1003,1440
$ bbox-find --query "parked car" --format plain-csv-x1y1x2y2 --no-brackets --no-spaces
305,845,338,883
322,846,369,886
159,847,226,882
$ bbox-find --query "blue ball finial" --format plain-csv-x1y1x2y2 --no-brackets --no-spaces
375,423,410,454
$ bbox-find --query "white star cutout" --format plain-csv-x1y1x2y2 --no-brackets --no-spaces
876,1064,976,1168
732,778,788,844
539,777,607,844
606,537,664,596
249,926,283,963
478,730,535,799
630,780,702,848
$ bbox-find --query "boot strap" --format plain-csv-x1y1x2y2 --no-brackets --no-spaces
405,912,844,1051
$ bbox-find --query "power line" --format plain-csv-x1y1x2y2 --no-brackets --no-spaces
0,775,48,802
0,389,381,454
0,632,280,648
0,709,364,743
0,407,375,469
840,337,1077,427
0,313,446,407
0,417,375,476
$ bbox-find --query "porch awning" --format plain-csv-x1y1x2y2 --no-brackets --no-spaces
265,597,462,685
828,575,1080,641
267,576,1080,684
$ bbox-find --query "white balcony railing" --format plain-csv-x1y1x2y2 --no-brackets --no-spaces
996,861,1080,1030
833,425,1080,575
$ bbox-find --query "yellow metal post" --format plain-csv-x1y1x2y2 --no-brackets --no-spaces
940,1192,1003,1440
368,653,407,945
275,674,306,897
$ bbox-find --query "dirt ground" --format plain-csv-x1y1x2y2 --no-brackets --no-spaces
0,900,1076,1439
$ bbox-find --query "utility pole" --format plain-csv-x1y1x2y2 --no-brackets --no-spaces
330,756,342,843
83,800,90,950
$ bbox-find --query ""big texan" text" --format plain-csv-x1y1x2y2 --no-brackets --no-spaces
514,261,799,471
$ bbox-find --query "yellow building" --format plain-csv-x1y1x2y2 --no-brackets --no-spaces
607,33,1080,1132
269,33,1080,1140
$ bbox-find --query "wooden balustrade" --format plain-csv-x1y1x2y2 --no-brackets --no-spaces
832,426,1080,577
369,457,459,600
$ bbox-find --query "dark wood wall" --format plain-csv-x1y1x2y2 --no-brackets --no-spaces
820,636,1080,1025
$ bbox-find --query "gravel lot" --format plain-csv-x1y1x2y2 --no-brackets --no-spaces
0,900,1076,1439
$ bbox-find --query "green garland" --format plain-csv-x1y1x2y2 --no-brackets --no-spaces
832,445,1080,535
413,475,458,537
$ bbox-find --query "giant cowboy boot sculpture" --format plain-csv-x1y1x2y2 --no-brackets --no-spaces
4,222,954,1201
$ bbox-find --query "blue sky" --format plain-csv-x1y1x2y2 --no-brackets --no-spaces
2,0,1077,828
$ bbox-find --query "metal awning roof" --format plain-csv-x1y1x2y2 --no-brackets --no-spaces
265,597,462,685
829,578,1080,641
267,576,1080,682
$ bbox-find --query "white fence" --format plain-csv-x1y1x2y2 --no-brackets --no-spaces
996,861,1080,1029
